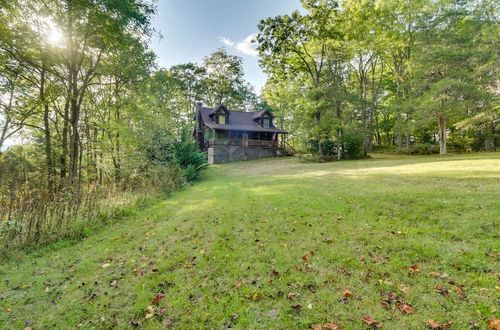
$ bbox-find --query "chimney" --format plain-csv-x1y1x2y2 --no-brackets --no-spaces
195,101,203,113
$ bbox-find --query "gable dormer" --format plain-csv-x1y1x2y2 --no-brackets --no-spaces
210,104,230,125
253,110,274,128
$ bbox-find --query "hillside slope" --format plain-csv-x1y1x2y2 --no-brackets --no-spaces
1,154,499,329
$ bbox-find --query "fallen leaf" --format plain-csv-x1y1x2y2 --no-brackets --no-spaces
291,304,302,309
302,254,310,261
163,319,173,327
234,281,242,288
323,322,341,329
397,302,415,314
101,263,111,268
362,316,382,328
199,249,206,255
286,292,299,300
152,293,166,304
342,289,352,298
383,291,398,303
427,320,440,328
455,285,467,298
408,264,420,273
145,306,155,319
427,320,452,329
295,265,303,271
397,283,410,293
434,285,449,296
429,272,448,278
312,322,341,329
158,306,166,316
109,280,117,287
487,318,500,329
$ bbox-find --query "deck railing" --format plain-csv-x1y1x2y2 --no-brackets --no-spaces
209,138,277,148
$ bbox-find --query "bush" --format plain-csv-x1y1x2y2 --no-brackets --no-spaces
174,128,208,182
343,127,366,159
144,127,207,183
409,143,439,155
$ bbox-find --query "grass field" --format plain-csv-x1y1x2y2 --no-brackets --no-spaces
0,153,499,329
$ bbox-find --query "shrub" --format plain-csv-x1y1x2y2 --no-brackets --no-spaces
343,127,366,159
409,143,439,155
174,128,208,182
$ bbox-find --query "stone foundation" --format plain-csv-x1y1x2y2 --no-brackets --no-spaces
207,146,276,164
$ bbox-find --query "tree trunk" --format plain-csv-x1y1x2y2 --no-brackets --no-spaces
40,65,54,192
315,111,323,158
397,133,403,150
337,129,342,161
0,84,14,151
60,86,70,180
405,132,411,153
438,116,447,154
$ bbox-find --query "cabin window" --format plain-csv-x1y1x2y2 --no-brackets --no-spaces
262,118,271,128
217,114,226,125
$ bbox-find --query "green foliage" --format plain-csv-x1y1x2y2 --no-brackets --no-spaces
174,129,208,182
408,143,440,155
257,0,498,156
342,127,365,159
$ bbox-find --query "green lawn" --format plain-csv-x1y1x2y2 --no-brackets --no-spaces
1,153,499,329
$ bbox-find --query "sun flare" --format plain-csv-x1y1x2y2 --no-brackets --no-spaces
48,27,63,45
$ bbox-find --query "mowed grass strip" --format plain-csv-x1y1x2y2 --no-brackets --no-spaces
0,153,499,329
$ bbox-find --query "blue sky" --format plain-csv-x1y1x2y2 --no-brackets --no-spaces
149,0,303,93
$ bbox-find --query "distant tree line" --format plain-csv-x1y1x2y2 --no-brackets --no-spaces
256,0,499,159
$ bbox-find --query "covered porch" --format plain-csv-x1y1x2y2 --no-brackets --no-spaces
203,129,289,150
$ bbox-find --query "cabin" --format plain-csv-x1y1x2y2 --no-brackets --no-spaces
193,102,294,164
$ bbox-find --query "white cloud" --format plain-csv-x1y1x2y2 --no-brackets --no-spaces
218,33,258,57
219,37,234,47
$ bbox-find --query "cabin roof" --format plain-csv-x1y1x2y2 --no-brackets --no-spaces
199,106,287,133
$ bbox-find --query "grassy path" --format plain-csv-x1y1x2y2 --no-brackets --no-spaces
1,153,499,329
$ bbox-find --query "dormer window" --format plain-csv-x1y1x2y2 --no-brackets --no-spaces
217,114,226,125
210,104,230,125
262,118,270,128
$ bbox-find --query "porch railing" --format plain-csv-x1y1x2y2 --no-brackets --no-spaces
209,138,277,148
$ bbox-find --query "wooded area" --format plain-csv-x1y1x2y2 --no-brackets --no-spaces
257,0,499,159
0,0,498,252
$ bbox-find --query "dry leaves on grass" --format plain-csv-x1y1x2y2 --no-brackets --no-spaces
145,306,155,319
455,285,467,298
427,320,452,328
434,285,449,296
342,289,352,298
408,264,420,276
312,322,341,329
397,302,415,314
429,272,448,278
286,292,299,300
362,316,382,328
488,318,500,329
152,293,166,304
